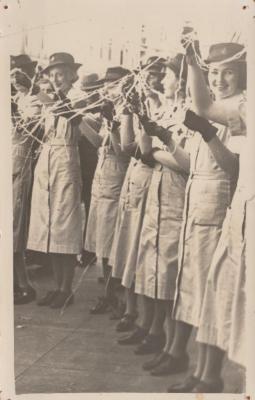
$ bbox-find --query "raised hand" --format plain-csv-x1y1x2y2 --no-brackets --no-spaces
181,25,200,65
183,109,217,142
138,114,172,145
51,92,82,126
101,100,115,121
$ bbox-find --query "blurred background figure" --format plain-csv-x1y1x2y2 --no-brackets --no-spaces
78,73,103,267
11,54,41,305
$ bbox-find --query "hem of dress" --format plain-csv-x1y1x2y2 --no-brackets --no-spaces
135,285,175,301
196,324,228,352
85,245,112,260
112,270,125,280
121,277,134,290
174,307,199,328
111,262,127,279
27,243,81,254
84,245,96,253
96,251,112,260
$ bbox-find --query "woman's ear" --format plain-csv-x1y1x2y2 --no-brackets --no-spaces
238,63,246,91
65,66,78,84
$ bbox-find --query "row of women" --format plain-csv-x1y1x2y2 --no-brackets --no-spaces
11,26,250,393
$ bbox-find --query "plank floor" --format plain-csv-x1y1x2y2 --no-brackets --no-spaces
14,264,245,394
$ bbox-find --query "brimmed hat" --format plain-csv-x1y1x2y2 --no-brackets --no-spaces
11,54,37,77
80,73,103,91
143,56,166,76
164,53,187,78
205,43,246,64
42,52,82,74
96,66,130,85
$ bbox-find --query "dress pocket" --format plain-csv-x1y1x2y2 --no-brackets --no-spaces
194,202,227,226
128,183,148,209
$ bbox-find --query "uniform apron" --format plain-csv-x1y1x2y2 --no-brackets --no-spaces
228,192,254,366
84,126,129,259
173,124,235,327
135,163,187,300
134,117,188,301
12,129,33,252
110,158,154,288
12,92,42,253
197,139,250,367
110,107,172,288
27,114,83,254
108,157,136,267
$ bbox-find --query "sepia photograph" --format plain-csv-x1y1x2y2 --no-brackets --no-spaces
0,0,255,398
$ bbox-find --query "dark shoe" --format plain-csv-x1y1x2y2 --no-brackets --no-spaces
143,351,170,371
167,375,200,393
37,290,59,306
14,285,36,305
97,277,105,284
89,296,109,314
134,333,165,355
50,291,74,309
118,326,148,345
116,313,137,332
192,378,224,393
150,353,189,376
81,250,95,268
109,300,126,320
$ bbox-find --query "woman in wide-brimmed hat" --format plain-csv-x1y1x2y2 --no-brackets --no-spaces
78,73,103,240
165,36,247,393
108,58,166,331
11,54,41,305
129,54,189,367
27,52,84,309
84,66,131,314
141,56,166,118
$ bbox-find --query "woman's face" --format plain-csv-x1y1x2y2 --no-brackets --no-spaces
144,72,162,96
39,82,55,100
208,62,240,99
85,91,100,106
11,70,30,94
104,80,121,101
48,66,73,93
162,68,179,99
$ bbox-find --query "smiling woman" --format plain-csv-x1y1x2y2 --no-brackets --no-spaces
2,0,252,397
26,52,84,309
166,35,247,393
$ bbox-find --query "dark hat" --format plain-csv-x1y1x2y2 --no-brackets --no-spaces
80,73,103,91
205,43,246,64
10,54,37,77
42,52,82,74
143,56,166,75
96,66,130,85
164,53,186,78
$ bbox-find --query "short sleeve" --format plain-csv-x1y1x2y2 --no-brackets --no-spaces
227,135,246,155
227,92,246,137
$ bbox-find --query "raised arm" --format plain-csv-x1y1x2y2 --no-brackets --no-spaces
79,115,103,148
110,121,125,157
182,26,242,126
138,115,190,173
119,113,137,153
188,59,239,125
206,135,239,177
153,147,190,173
184,110,239,178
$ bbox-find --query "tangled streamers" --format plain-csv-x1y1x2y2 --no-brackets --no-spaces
12,32,245,314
